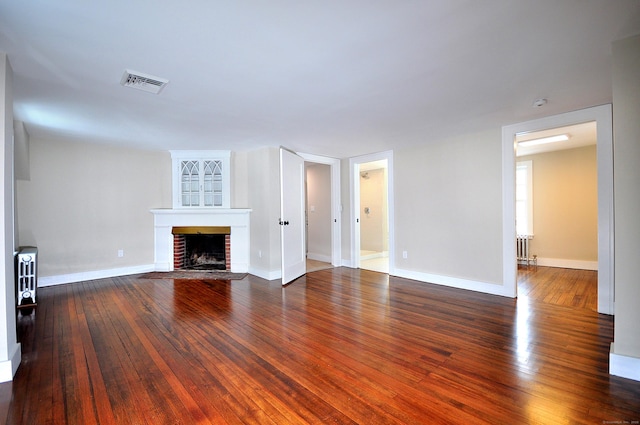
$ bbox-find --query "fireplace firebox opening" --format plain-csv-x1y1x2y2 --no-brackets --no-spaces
172,227,231,271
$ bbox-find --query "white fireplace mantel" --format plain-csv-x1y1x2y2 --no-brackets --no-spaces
150,208,251,272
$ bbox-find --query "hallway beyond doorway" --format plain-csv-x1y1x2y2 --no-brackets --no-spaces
360,250,389,274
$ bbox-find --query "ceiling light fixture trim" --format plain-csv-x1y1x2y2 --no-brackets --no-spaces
518,134,570,147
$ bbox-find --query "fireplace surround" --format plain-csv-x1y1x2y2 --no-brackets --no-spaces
150,209,251,273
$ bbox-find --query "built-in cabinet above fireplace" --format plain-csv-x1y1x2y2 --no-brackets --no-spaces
170,150,231,209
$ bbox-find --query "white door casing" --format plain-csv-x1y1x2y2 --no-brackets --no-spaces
501,104,614,314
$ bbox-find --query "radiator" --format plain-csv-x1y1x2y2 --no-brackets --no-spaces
17,246,38,307
516,235,536,267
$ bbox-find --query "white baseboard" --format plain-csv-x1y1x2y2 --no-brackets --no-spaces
0,342,21,383
536,257,598,270
229,262,249,274
248,266,281,281
360,251,385,260
38,264,156,287
154,262,171,271
393,268,515,298
341,259,356,268
307,252,332,263
610,343,640,381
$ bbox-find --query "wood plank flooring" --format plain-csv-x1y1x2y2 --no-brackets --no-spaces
518,265,598,311
2,267,639,424
305,259,334,273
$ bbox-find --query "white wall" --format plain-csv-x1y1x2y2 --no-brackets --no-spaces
519,145,598,269
340,159,352,265
610,34,640,380
16,137,171,281
394,129,504,288
246,147,281,279
231,151,249,208
0,53,20,382
306,163,331,262
13,121,29,182
360,168,387,253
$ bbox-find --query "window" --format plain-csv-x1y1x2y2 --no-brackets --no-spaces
516,160,533,236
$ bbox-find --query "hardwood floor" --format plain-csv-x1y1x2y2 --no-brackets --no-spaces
517,265,598,311
305,259,334,273
2,267,639,424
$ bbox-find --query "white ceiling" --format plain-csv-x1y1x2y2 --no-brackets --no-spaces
1,1,639,158
515,121,597,156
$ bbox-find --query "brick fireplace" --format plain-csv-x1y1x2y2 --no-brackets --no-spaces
150,209,251,273
172,227,231,271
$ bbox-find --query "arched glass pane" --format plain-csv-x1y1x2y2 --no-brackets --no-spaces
181,160,200,206
204,160,223,206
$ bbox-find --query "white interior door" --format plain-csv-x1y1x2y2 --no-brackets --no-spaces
280,148,306,285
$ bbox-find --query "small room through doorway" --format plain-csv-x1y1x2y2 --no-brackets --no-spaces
515,121,598,311
304,161,335,273
502,104,613,314
296,152,342,275
358,160,389,273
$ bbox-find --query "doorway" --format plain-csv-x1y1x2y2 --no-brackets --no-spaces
276,149,341,283
305,162,334,272
515,122,599,310
299,152,342,270
358,162,389,273
515,122,598,270
502,105,614,314
350,150,395,275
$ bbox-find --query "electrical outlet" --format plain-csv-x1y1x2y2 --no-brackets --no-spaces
118,249,124,258
258,250,262,258
402,250,408,259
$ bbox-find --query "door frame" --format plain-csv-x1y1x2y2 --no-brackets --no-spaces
501,104,614,314
298,152,342,267
349,150,395,275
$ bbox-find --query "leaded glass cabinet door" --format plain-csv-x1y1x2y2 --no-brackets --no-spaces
203,160,223,207
181,160,200,206
171,150,231,209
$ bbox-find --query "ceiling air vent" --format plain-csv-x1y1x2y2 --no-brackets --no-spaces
120,69,169,94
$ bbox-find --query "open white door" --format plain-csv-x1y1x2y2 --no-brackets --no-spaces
280,148,306,285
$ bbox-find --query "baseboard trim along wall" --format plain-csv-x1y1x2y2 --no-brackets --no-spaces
393,268,515,298
248,266,281,281
610,343,640,382
38,264,156,287
536,257,598,271
307,252,332,263
0,343,22,383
